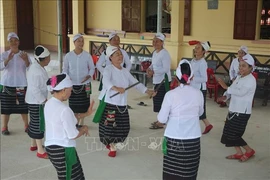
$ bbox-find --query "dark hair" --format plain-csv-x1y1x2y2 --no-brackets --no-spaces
35,46,46,61
46,74,67,92
176,63,191,84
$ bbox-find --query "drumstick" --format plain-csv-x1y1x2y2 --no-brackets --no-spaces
110,81,140,98
150,79,165,99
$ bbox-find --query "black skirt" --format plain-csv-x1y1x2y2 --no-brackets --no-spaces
0,86,28,115
28,104,44,139
153,83,166,112
163,137,201,180
221,112,251,147
199,90,207,120
99,103,130,145
46,145,85,180
69,85,90,113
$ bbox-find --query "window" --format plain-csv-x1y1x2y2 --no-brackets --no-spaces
233,0,258,40
260,0,270,39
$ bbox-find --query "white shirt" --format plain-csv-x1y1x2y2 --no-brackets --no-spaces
229,58,240,80
149,49,172,84
158,85,204,139
62,50,95,85
99,65,147,106
0,50,31,87
96,48,132,74
25,61,48,104
224,73,256,114
44,97,79,147
190,58,208,90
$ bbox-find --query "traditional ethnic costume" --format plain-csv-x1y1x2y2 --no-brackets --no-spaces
229,46,248,81
158,60,204,180
45,74,85,180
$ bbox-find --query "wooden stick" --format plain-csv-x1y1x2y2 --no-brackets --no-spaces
110,81,140,98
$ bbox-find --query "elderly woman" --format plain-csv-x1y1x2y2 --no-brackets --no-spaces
190,41,213,134
156,59,204,180
147,33,172,129
229,46,248,81
97,46,154,157
62,33,95,126
25,45,50,159
45,74,94,180
217,54,256,162
0,32,31,135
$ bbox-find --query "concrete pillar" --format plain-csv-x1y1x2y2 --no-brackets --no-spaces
72,0,85,34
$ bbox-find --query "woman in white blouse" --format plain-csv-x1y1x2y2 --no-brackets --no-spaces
218,54,256,162
147,33,171,129
0,32,31,135
25,45,50,159
98,46,154,157
63,33,95,126
157,59,204,180
45,73,94,180
229,46,248,81
190,41,213,134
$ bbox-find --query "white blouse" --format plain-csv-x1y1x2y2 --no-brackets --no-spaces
25,61,48,104
224,73,256,114
0,50,31,87
149,49,172,84
229,58,240,80
158,85,204,139
96,48,132,74
44,97,79,147
62,50,95,85
99,65,147,106
190,58,208,90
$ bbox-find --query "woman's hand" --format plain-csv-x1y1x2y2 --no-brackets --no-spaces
81,75,91,83
146,68,154,78
217,96,226,103
146,89,156,97
19,51,30,67
112,86,125,94
76,101,95,119
81,125,89,136
217,78,228,90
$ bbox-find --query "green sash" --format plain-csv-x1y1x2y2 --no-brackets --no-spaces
65,147,78,180
0,84,3,92
92,95,106,123
162,137,168,155
39,104,45,132
164,74,170,92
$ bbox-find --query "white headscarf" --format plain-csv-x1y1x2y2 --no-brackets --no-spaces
200,41,211,52
176,59,194,87
73,33,83,42
34,45,50,62
239,45,248,54
7,32,19,41
47,74,73,91
242,54,255,71
154,32,165,41
109,32,117,41
106,46,119,59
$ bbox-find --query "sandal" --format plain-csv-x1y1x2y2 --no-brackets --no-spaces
151,121,158,126
149,123,163,129
2,128,10,135
226,154,243,160
239,149,255,162
137,102,147,106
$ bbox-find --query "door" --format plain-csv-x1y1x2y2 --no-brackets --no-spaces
16,0,34,50
62,0,73,53
122,0,141,32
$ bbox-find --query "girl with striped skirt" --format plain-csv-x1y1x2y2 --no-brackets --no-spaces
190,40,213,134
98,46,154,157
25,45,51,159
0,32,31,135
45,74,94,180
157,60,204,180
146,33,171,129
63,33,95,126
217,54,256,162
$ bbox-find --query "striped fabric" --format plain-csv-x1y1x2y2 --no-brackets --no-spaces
69,85,90,113
199,90,207,120
153,83,166,112
46,145,85,180
28,104,44,139
99,103,130,145
221,112,251,147
163,137,201,180
0,86,28,115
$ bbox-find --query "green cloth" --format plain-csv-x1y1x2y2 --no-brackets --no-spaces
98,77,103,91
92,95,106,123
65,147,78,180
164,74,170,92
162,137,168,155
0,85,3,92
39,104,45,132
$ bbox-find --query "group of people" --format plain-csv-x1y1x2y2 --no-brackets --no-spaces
0,32,257,180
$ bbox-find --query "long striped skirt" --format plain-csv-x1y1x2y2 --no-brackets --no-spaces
153,83,166,112
0,86,28,115
28,104,44,139
46,145,85,180
221,112,251,147
69,85,90,113
99,103,130,145
163,137,201,180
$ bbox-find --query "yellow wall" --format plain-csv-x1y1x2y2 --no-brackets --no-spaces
34,0,58,50
86,0,122,30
